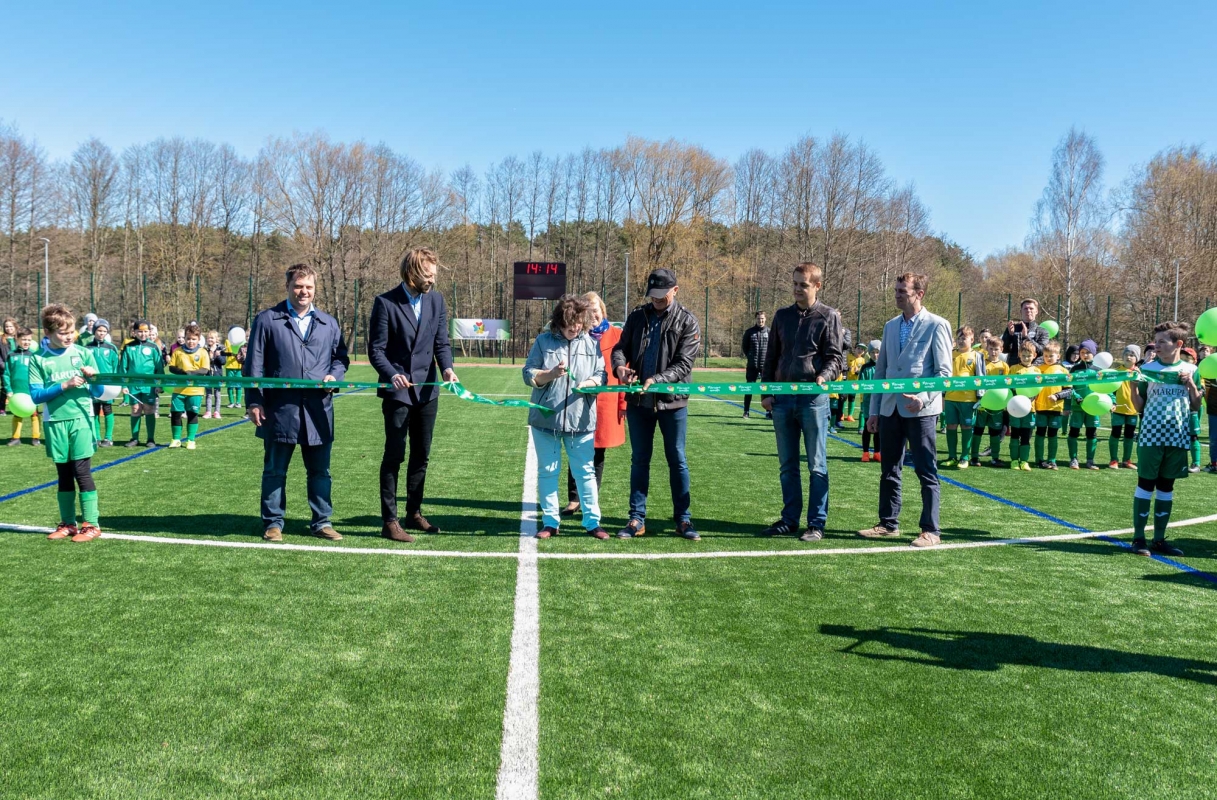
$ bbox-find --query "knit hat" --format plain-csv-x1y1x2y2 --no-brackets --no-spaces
868,339,882,352
84,313,98,324
93,318,110,333
1079,339,1098,354
1123,344,1141,360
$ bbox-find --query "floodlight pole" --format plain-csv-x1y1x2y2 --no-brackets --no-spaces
38,237,50,305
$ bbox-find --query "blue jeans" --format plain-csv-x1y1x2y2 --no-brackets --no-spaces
625,404,691,524
533,427,601,531
261,439,334,532
771,394,830,529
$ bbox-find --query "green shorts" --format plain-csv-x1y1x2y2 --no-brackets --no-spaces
44,416,95,463
170,394,203,414
975,409,1004,430
1111,412,1137,429
1009,413,1036,429
943,400,977,427
1035,410,1063,430
1069,409,1100,429
1137,445,1189,481
130,391,158,408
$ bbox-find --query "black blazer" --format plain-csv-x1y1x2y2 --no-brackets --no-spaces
368,284,454,405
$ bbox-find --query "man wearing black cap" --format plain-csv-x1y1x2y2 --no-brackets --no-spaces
611,268,702,540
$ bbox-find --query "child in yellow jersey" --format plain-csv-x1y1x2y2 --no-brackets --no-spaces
1033,341,1068,468
166,323,211,450
971,337,1009,466
1109,345,1140,468
842,345,868,424
1007,341,1039,470
942,326,986,468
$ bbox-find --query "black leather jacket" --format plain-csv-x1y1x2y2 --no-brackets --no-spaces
611,300,701,411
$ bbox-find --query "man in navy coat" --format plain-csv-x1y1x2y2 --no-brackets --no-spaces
369,247,458,542
244,263,350,542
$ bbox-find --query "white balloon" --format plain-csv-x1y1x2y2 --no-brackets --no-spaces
1007,395,1034,418
1092,351,1113,370
98,385,123,402
227,327,246,347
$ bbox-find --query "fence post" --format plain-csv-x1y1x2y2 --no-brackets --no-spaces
142,273,148,319
1104,295,1111,353
351,278,360,360
704,285,710,367
195,274,201,322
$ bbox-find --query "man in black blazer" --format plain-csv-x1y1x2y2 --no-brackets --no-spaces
369,247,458,542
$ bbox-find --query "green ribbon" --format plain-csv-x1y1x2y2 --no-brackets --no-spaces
575,369,1176,396
89,373,554,414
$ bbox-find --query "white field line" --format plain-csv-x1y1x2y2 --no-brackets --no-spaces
3,513,1216,560
495,428,540,800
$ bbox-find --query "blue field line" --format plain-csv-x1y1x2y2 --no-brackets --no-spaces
0,389,367,506
708,393,1217,584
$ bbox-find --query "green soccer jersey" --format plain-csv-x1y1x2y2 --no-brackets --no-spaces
3,349,34,394
87,340,120,375
120,339,165,391
28,344,96,422
1138,358,1197,449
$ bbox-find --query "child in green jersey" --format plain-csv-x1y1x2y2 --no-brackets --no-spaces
4,327,42,445
1129,322,1202,557
120,319,165,447
27,304,104,542
85,319,120,446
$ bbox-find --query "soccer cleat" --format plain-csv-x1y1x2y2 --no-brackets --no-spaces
860,452,871,463
617,519,645,539
1020,462,1032,471
1188,465,1201,474
99,439,113,447
6,439,19,446
1149,540,1184,557
1109,460,1120,469
186,440,196,450
989,458,1004,468
168,439,182,448
940,458,958,469
1129,538,1151,556
957,460,970,470
125,439,140,448
31,439,40,446
145,441,157,448
1120,461,1135,470
47,523,77,540
1009,460,1020,470
873,452,881,463
1069,458,1080,470
676,521,700,541
1045,462,1058,470
1085,462,1100,471
762,520,796,537
70,523,102,543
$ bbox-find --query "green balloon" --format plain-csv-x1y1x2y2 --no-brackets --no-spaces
980,388,1011,411
1196,308,1217,346
1081,393,1114,416
1015,386,1041,397
1040,320,1059,338
6,392,35,418
1087,381,1123,394
1199,353,1217,380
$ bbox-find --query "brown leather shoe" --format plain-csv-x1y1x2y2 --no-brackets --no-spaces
857,524,901,539
312,526,342,541
404,512,440,534
535,526,557,540
587,526,610,540
381,520,415,543
910,531,942,548
263,527,284,542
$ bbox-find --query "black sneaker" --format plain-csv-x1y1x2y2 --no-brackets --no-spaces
676,521,700,541
1206,463,1217,474
1149,540,1184,557
617,519,645,539
761,520,796,537
799,528,824,543
1130,538,1151,556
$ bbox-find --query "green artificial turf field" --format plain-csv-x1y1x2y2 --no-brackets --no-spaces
1,366,1215,798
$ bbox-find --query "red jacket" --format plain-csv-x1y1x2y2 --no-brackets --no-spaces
594,325,627,449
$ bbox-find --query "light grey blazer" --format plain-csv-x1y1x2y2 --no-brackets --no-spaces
868,309,954,418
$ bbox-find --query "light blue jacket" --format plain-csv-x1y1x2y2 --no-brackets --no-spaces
868,309,954,418
523,329,605,433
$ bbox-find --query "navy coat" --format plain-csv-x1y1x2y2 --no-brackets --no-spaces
244,300,350,445
368,284,454,405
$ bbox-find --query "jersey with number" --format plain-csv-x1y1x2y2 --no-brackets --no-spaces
1138,359,1197,448
28,344,96,421
1034,364,1069,412
168,346,211,396
945,349,985,402
120,339,165,392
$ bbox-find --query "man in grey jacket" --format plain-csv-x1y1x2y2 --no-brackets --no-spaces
858,272,954,548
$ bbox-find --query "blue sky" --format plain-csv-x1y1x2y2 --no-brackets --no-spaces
2,0,1214,258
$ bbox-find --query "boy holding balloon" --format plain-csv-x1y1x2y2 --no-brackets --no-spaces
1128,321,1201,557
1108,346,1141,469
4,327,41,446
1007,341,1039,470
971,337,1009,467
27,304,105,542
942,325,986,469
1032,342,1069,469
224,327,246,408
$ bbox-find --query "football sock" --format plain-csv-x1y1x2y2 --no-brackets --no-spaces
946,429,958,460
1123,435,1135,463
960,427,973,460
131,415,142,439
1019,443,1031,463
79,491,99,525
1048,436,1059,463
1086,435,1099,463
187,422,199,442
1108,436,1118,462
1133,489,1152,539
57,491,75,525
104,413,114,440
145,416,157,442
1153,493,1173,542
1069,435,1080,461
1034,436,1045,464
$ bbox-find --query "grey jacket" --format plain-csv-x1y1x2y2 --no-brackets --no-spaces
523,329,606,434
868,309,954,418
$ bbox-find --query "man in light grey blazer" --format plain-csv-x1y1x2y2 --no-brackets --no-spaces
858,272,954,547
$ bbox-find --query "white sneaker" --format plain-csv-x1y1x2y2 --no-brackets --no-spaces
186,440,196,450
168,439,182,448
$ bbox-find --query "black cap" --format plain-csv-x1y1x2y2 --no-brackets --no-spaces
645,269,678,299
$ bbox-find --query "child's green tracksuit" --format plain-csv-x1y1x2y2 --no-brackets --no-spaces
120,339,165,444
27,344,101,527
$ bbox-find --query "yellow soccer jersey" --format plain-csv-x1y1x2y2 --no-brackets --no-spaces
847,354,866,381
985,358,1009,378
168,347,210,396
224,341,242,370
1112,365,1138,415
1034,364,1068,412
945,349,985,402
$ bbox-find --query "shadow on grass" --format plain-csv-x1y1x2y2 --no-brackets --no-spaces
821,624,1217,685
